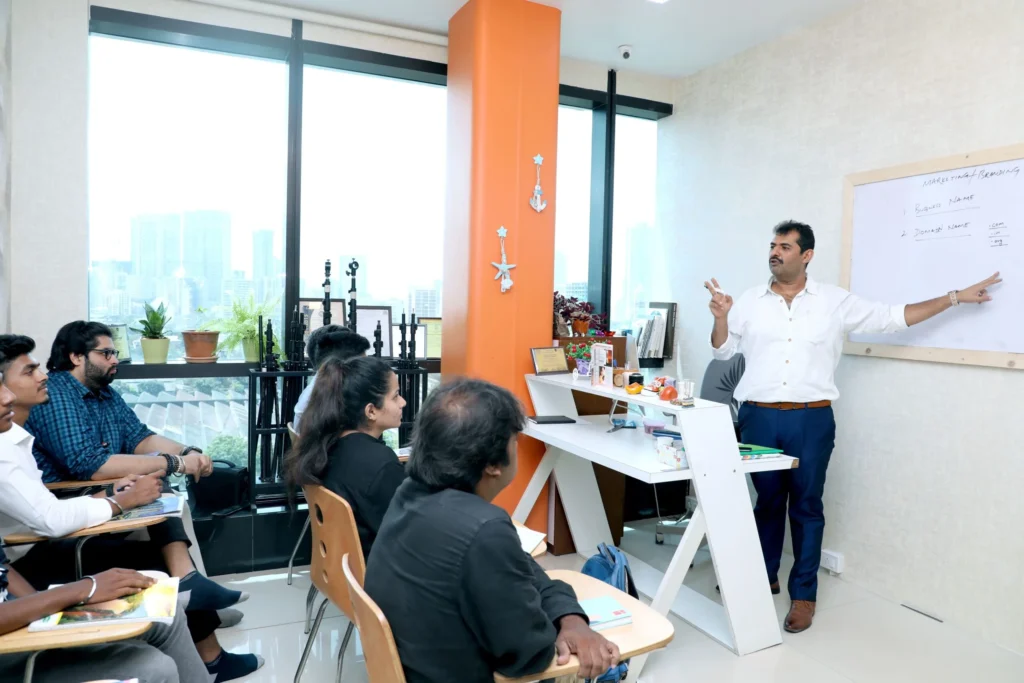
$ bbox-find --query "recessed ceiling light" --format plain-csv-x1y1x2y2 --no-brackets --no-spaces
647,0,671,4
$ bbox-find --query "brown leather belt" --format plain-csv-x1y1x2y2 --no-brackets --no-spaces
749,400,831,410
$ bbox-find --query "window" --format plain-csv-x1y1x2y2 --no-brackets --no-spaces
299,67,447,334
87,36,289,360
609,115,661,334
553,106,594,301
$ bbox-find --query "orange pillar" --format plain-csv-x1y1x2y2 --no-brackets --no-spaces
443,0,560,531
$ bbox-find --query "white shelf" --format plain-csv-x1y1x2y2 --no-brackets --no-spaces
527,373,720,414
524,415,798,484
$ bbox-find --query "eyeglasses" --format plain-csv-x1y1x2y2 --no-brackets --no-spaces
91,348,119,360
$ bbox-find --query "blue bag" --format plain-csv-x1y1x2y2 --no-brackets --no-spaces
578,543,638,682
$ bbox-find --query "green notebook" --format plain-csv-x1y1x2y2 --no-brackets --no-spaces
738,443,784,459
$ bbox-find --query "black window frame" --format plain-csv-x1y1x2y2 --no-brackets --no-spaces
88,5,674,357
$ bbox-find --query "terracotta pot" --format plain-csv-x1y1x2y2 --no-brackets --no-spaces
183,331,220,361
140,338,169,364
571,319,590,336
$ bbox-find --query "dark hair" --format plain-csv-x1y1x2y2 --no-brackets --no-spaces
285,355,395,486
47,322,113,372
407,378,525,493
0,335,36,374
306,324,347,367
774,220,815,252
316,330,370,367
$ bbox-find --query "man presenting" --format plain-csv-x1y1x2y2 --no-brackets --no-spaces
707,220,1000,634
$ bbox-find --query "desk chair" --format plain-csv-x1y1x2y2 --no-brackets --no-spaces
295,485,364,683
286,422,310,587
654,354,745,543
0,621,152,683
342,553,406,683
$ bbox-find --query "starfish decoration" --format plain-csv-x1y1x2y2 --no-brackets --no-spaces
533,154,544,166
530,153,548,212
492,226,516,293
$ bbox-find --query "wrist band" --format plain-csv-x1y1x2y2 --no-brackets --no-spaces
949,290,960,307
106,496,124,514
175,455,185,475
161,453,175,475
180,446,202,457
78,575,98,604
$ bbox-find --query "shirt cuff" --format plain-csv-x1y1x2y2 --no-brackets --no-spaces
892,304,909,329
710,333,737,360
83,496,115,529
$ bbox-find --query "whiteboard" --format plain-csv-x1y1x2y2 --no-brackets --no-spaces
842,145,1024,369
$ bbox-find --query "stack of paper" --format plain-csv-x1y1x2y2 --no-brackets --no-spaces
579,596,632,631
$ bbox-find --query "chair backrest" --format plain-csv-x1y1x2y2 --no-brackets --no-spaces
304,485,365,621
699,354,745,422
343,553,407,683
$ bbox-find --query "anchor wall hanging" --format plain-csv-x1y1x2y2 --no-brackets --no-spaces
492,226,516,293
529,154,548,212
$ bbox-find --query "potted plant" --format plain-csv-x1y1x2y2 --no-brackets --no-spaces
182,307,220,362
564,340,594,375
557,296,604,337
131,302,171,364
209,295,280,363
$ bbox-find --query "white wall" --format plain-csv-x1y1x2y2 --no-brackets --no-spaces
660,0,1024,653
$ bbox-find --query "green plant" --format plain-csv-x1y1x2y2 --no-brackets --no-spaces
193,306,211,331
130,302,171,339
564,340,594,360
206,435,248,468
208,295,281,354
138,381,166,396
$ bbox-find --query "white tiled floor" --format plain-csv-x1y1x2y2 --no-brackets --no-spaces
210,522,1024,682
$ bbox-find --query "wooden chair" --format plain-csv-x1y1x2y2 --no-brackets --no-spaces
295,485,365,683
342,553,406,683
286,422,310,588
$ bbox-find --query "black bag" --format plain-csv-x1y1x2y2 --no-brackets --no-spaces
187,459,250,518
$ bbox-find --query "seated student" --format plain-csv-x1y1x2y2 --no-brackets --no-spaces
365,379,620,683
0,335,262,682
286,355,405,558
16,327,245,608
0,559,209,683
293,325,370,430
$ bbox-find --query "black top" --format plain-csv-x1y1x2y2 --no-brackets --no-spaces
365,478,586,683
320,432,406,559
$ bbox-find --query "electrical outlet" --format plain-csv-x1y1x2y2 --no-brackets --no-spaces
685,496,698,513
820,549,845,575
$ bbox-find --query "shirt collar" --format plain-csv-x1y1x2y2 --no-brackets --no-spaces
759,275,818,298
2,422,34,448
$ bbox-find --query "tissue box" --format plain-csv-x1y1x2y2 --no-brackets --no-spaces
656,437,688,470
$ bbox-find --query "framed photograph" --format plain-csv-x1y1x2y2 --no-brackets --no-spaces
107,323,132,364
531,346,570,376
419,317,442,358
298,298,347,342
357,306,393,357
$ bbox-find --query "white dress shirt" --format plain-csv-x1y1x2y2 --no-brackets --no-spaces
0,423,112,561
712,277,907,403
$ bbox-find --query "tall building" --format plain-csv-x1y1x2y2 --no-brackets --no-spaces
182,211,231,311
408,285,441,318
252,230,282,302
130,214,181,301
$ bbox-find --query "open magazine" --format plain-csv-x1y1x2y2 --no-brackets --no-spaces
115,492,185,521
28,577,179,632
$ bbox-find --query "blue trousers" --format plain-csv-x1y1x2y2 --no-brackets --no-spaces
740,403,836,602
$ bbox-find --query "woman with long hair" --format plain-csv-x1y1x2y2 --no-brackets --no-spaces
286,355,406,557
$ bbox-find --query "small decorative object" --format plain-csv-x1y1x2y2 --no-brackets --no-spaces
576,359,591,376
564,340,593,374
625,383,643,395
531,347,570,376
492,226,516,293
612,368,628,387
659,385,679,402
131,302,171,364
628,372,645,386
182,307,220,363
208,294,280,363
554,293,607,337
529,154,548,212
572,368,580,382
107,324,132,364
671,379,696,408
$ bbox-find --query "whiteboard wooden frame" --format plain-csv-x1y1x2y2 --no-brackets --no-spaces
841,143,1024,371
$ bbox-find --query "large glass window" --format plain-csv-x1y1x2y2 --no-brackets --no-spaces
609,115,661,334
299,67,447,332
88,36,289,360
553,106,593,301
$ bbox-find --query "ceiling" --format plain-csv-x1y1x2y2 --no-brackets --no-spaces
264,0,864,77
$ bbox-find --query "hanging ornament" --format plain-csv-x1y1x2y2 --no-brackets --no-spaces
492,226,516,293
529,154,548,213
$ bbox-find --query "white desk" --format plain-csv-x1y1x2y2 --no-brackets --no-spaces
513,374,799,677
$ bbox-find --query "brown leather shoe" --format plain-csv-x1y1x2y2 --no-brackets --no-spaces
784,600,816,633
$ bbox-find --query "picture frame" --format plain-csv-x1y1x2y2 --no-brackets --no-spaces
108,323,132,364
357,306,393,357
298,298,348,341
531,346,570,376
419,317,442,359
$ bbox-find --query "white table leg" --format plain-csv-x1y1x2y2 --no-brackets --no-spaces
511,447,560,524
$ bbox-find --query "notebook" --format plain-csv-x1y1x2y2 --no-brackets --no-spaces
115,493,185,521
579,596,632,631
514,524,547,555
738,444,784,460
29,577,179,631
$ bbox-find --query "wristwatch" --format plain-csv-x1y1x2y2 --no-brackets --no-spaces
180,446,203,457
